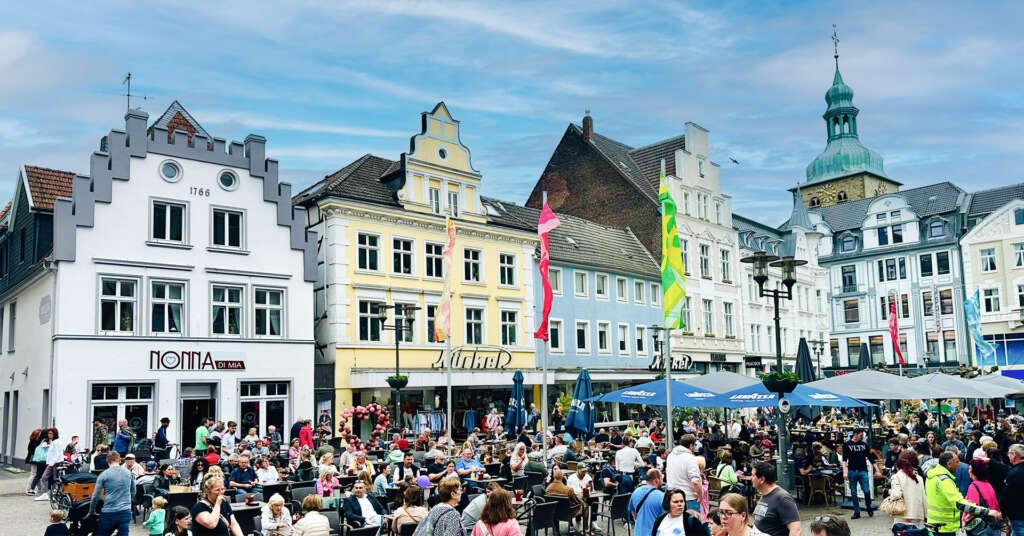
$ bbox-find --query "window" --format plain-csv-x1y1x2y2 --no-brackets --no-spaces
1017,209,1024,225
682,297,692,332
837,190,847,202
254,288,283,337
885,259,897,281
700,244,711,278
151,200,185,243
634,281,645,304
463,248,481,282
899,257,907,279
596,322,610,353
465,308,483,344
880,296,888,320
617,324,629,353
1018,285,1024,308
926,332,939,362
1015,244,1024,267
877,259,884,281
426,305,438,343
920,254,933,277
715,201,722,224
239,381,288,441
702,299,714,334
500,310,518,345
6,302,13,352
891,224,903,244
750,325,759,352
574,272,588,297
816,289,823,313
922,291,933,316
550,268,562,295
616,277,627,302
212,208,242,248
869,335,884,365
844,299,859,323
681,240,689,274
841,265,856,292
90,383,154,444
211,285,242,335
390,238,413,275
940,289,953,315
847,337,860,362
682,192,690,216
698,159,705,176
877,227,889,246
901,293,910,318
899,333,908,358
595,274,608,298
100,279,136,333
830,339,840,368
981,248,997,272
943,330,957,362
357,233,380,271
651,283,661,305
635,325,647,355
720,249,731,281
150,281,184,334
160,161,181,181
929,221,944,238
550,320,563,352
723,302,734,337
983,288,1001,313
428,187,441,214
840,235,855,252
936,251,951,275
499,254,516,286
810,197,820,207
425,243,443,278
575,321,590,353
447,190,459,217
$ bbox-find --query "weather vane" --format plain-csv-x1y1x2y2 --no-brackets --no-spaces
832,24,840,68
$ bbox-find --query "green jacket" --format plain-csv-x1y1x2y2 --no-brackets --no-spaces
925,464,987,533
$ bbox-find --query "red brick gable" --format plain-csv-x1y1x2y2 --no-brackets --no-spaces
165,112,197,144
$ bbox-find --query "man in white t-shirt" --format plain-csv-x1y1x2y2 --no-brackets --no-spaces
730,419,742,438
566,463,593,496
664,434,703,513
221,421,237,457
615,438,645,474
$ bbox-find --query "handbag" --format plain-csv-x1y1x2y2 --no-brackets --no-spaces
879,475,906,516
32,444,48,463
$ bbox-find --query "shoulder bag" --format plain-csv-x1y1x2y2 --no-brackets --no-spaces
878,473,906,516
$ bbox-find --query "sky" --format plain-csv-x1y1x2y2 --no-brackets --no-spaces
2,1,1022,225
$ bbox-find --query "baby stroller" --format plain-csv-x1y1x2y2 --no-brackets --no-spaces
50,469,96,512
132,437,154,462
67,498,100,536
892,522,936,536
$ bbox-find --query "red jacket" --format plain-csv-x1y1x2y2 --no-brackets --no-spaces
299,425,313,448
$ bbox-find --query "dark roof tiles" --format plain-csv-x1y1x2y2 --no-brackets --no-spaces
293,154,399,207
967,183,1024,217
809,182,964,232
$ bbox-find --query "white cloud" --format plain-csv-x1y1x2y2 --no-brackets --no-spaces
197,110,408,138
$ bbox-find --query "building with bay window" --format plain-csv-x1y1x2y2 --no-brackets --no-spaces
0,102,316,465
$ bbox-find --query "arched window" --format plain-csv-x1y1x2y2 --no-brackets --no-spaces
809,197,821,208
841,235,856,252
929,220,944,238
833,118,840,136
837,191,848,202
843,116,850,134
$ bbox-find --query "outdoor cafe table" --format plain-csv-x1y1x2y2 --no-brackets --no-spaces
231,501,264,534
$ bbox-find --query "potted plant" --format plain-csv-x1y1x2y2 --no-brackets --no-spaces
386,375,408,389
760,371,799,394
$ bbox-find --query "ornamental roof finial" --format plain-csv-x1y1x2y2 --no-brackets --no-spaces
832,24,840,70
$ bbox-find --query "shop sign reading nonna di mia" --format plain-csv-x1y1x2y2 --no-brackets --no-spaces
149,350,247,371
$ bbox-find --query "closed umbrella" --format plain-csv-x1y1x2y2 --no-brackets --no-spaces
564,369,595,440
794,338,820,421
857,343,872,370
505,370,528,434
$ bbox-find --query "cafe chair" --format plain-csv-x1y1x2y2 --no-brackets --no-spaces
595,494,632,536
262,482,290,502
323,510,342,533
344,523,381,536
566,461,578,472
400,523,418,536
806,474,832,506
706,475,723,506
530,501,558,536
249,516,262,536
525,471,546,488
531,485,547,500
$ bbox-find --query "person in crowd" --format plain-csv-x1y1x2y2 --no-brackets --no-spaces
965,457,1000,535
437,428,451,448
456,448,487,486
44,509,68,536
545,466,589,533
650,488,708,536
256,456,281,485
90,452,136,536
751,462,800,536
925,451,1000,536
288,438,302,468
123,453,145,478
509,442,527,479
427,453,449,482
416,476,464,536
552,407,565,435
392,484,429,533
666,434,704,514
265,425,283,445
192,471,244,535
1004,444,1024,536
841,428,874,519
261,493,294,536
593,428,610,444
190,457,211,488
462,483,496,530
35,428,64,501
484,408,501,433
943,429,967,454
566,463,593,496
525,450,547,477
394,451,421,482
598,458,619,495
219,421,237,458
152,463,178,498
718,493,766,536
884,438,903,471
987,447,1009,498
637,431,655,450
608,428,624,450
615,438,645,494
372,463,392,499
697,456,711,523
716,451,740,494
392,432,411,452
204,445,221,466
299,419,314,449
357,469,374,491
153,417,172,459
342,480,384,527
629,468,666,536
27,428,48,496
471,487,521,536
808,515,850,536
112,419,133,457
316,466,342,497
350,450,376,476
293,494,330,536
243,428,260,448
228,454,260,495
889,450,927,527
143,496,167,536
164,505,192,536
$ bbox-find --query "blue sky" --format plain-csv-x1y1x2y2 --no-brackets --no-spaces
2,1,1022,225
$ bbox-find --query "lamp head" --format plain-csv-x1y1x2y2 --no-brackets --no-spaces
741,251,778,292
770,256,806,292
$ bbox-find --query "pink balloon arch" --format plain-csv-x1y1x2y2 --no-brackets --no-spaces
337,403,390,451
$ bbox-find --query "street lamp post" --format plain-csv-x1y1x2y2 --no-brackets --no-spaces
380,302,421,434
809,339,827,379
649,325,672,450
740,251,806,492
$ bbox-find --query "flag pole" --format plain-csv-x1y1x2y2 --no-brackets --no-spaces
443,212,453,454
541,191,550,463
664,327,674,451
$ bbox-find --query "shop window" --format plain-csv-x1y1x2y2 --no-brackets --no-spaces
425,243,443,278
830,339,840,368
239,381,289,441
926,332,939,364
393,238,413,275
211,285,243,336
943,331,957,362
90,383,153,445
358,300,383,342
151,281,184,335
357,233,380,271
465,308,483,345
151,200,186,243
499,254,516,286
101,278,137,333
846,337,860,362
212,208,243,249
500,310,517,346
463,248,481,282
869,335,884,365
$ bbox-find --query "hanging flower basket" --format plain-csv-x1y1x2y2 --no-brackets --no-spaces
386,375,408,389
760,371,799,394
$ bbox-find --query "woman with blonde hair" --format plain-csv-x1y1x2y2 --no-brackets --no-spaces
472,487,521,536
715,493,767,536
509,442,527,478
392,484,428,532
261,493,294,536
316,466,341,497
293,494,331,536
204,465,226,490
192,472,244,535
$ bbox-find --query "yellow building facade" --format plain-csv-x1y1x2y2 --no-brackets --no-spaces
296,103,538,433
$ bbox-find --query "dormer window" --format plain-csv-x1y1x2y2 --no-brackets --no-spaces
809,197,820,208
698,159,705,177
840,235,856,253
837,191,848,202
1016,209,1024,225
929,221,944,238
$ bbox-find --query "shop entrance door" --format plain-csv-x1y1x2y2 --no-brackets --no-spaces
180,383,216,449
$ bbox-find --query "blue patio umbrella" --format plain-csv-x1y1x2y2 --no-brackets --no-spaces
588,379,721,407
704,382,875,409
564,369,595,439
505,370,528,434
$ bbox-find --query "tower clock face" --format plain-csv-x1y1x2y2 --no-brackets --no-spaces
818,183,837,204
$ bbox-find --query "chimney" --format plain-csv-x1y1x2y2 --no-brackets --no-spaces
582,111,593,141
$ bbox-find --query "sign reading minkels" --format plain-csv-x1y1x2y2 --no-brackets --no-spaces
431,346,512,370
648,353,693,372
149,350,246,371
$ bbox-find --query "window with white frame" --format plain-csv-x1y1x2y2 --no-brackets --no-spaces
393,238,413,275
651,283,660,305
748,275,757,300
723,302,734,337
429,187,441,214
499,254,516,286
595,274,608,298
816,289,823,313
635,325,647,355
929,220,944,238
395,303,416,343
681,239,690,274
359,301,383,342
211,285,243,336
702,298,714,334
750,324,759,352
463,248,481,282
1015,243,1024,267
357,233,380,271
150,281,184,335
597,322,610,353
239,381,289,440
700,244,711,278
465,308,483,344
682,297,692,332
981,248,997,272
6,302,12,352
575,321,590,353
1018,285,1024,308
500,310,518,345
90,383,153,444
151,200,185,243
212,208,243,248
425,243,443,278
715,201,722,224
550,320,563,352
720,249,731,281
634,281,645,304
616,277,627,302
254,288,283,337
549,268,562,294
447,190,459,217
100,278,136,333
574,271,588,297
983,288,1001,313
617,324,629,353
683,191,690,216
426,305,438,343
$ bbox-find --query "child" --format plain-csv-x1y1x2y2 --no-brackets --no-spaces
44,510,68,536
143,496,167,535
164,505,192,536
